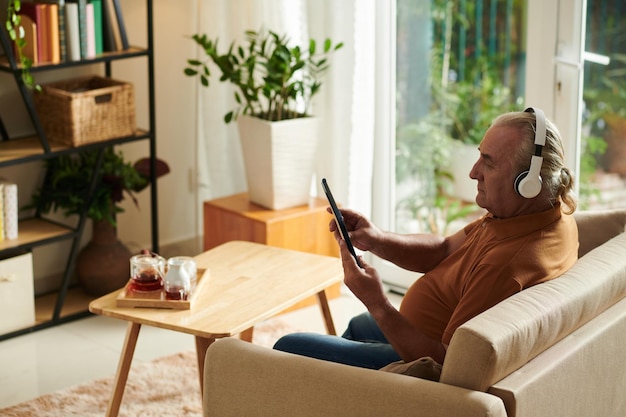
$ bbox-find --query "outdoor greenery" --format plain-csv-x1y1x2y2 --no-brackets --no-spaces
394,0,525,233
184,29,343,123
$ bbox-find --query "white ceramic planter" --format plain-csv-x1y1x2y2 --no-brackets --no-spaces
237,115,320,210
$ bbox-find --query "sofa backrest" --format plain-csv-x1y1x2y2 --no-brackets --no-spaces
574,208,626,257
440,209,626,392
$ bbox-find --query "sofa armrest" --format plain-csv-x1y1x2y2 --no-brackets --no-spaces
203,338,506,417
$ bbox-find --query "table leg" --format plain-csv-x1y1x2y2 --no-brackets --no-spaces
106,322,141,417
195,336,217,396
317,289,336,335
240,327,254,342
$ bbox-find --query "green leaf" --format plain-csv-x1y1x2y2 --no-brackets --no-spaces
184,68,198,76
185,28,343,122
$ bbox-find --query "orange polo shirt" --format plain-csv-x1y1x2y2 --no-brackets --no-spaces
399,204,578,345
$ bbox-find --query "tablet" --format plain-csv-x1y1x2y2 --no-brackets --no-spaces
321,178,363,268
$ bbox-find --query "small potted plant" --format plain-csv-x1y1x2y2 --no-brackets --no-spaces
184,29,343,210
28,147,169,296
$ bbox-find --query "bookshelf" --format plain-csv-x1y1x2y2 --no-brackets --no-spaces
0,0,157,341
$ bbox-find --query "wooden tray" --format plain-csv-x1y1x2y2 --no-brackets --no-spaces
116,268,209,310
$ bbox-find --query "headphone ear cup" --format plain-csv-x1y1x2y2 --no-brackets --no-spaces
514,171,528,197
515,171,542,198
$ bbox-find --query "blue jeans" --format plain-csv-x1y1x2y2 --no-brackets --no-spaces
273,312,401,369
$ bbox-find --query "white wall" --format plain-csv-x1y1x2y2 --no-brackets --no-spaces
114,0,200,251
0,0,202,292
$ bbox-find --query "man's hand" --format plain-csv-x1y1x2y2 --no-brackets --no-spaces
328,207,383,252
338,238,387,310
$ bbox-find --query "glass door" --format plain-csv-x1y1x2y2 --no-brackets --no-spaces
580,1,626,210
383,0,527,291
374,0,624,292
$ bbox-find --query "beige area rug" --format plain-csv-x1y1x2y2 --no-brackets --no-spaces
0,318,302,417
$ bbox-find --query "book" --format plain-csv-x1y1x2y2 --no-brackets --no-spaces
100,0,116,52
85,2,96,58
47,3,61,63
90,0,103,55
1,181,18,240
19,2,48,62
64,2,81,61
67,0,88,59
37,0,66,62
54,0,68,61
14,14,39,65
102,0,122,51
37,3,51,62
111,0,128,50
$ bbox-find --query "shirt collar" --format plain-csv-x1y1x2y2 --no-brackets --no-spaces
482,204,563,240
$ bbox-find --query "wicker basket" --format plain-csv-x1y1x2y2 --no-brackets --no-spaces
34,76,136,146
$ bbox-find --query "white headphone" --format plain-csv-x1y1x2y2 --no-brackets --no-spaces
514,107,547,199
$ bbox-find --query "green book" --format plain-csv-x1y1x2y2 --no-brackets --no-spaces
54,0,68,61
90,0,103,55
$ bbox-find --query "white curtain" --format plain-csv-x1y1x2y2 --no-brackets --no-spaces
193,0,383,222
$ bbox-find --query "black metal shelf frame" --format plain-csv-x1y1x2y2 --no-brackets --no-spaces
0,0,157,340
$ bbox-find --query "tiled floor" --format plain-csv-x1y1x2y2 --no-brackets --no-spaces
0,286,402,409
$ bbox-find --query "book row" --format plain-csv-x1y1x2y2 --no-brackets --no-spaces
16,0,129,65
0,181,18,242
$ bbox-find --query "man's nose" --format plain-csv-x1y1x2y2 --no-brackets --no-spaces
469,162,480,179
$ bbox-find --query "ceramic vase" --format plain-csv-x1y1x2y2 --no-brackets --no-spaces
75,218,132,296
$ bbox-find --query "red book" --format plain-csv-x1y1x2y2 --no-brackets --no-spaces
19,2,48,62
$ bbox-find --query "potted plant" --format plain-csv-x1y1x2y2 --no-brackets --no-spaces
28,147,169,296
184,29,343,209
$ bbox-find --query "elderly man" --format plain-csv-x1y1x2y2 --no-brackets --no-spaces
274,108,579,369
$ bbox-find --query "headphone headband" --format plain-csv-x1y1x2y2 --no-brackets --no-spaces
524,107,547,149
515,107,546,198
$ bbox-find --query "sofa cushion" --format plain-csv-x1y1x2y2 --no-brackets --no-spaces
379,357,442,382
440,232,626,392
574,209,626,257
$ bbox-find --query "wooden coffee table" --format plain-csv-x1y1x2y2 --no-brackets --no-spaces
89,240,343,417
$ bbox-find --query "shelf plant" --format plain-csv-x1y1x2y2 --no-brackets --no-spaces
25,147,169,296
5,0,39,90
28,147,168,226
184,29,343,123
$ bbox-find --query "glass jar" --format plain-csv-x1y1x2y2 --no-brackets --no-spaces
164,257,192,300
168,256,197,293
129,254,165,292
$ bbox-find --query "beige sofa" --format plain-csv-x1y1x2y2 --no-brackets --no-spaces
202,209,626,417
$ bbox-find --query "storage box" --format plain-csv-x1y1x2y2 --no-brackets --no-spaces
34,76,136,146
0,252,35,334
